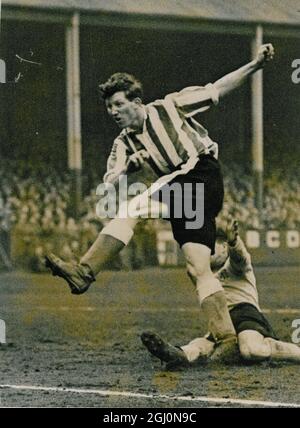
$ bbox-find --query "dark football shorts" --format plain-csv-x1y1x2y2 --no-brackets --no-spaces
153,154,224,254
229,303,278,339
207,303,278,342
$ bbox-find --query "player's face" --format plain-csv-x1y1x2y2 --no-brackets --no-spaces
210,240,228,271
105,91,140,129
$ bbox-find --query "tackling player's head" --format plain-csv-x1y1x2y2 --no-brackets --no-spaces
99,73,144,130
210,228,229,272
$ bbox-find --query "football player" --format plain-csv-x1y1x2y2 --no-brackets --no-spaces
141,220,300,367
46,45,274,360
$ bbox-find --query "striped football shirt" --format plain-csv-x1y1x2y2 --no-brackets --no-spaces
104,83,219,183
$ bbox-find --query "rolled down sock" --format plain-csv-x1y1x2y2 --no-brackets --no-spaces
80,218,134,275
200,290,236,342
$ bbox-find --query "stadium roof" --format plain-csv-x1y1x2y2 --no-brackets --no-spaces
2,0,300,26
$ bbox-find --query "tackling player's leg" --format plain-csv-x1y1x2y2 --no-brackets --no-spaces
239,330,300,363
182,243,237,361
181,337,215,363
141,332,189,369
141,332,216,368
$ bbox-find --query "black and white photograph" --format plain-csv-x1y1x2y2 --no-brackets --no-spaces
0,0,299,409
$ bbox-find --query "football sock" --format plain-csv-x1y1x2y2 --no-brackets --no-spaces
80,218,136,276
200,291,236,342
80,234,125,276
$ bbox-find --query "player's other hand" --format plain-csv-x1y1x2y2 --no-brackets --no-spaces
256,43,275,67
226,218,239,246
127,150,150,172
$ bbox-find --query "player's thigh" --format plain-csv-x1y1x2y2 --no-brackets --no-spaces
238,330,270,360
182,242,212,278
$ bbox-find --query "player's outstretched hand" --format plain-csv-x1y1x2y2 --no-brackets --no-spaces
127,149,150,172
256,43,275,67
226,219,239,246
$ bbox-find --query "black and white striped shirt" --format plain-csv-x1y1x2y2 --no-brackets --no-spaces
104,83,219,183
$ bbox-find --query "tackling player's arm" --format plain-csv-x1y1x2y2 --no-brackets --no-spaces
226,220,252,275
228,237,252,275
214,43,274,99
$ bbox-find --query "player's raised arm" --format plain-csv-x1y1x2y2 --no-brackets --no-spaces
168,83,220,118
168,44,274,118
214,43,275,99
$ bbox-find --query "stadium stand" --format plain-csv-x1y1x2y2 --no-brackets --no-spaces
0,161,300,270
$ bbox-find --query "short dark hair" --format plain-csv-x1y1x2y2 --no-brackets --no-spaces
99,73,143,101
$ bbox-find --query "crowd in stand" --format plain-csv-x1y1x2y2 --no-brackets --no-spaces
221,165,300,230
0,162,299,269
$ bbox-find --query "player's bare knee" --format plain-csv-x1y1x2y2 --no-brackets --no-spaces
239,342,266,361
239,341,255,361
238,331,271,361
186,260,211,284
186,260,204,280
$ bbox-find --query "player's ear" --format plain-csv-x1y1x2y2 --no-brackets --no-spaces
133,97,142,106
